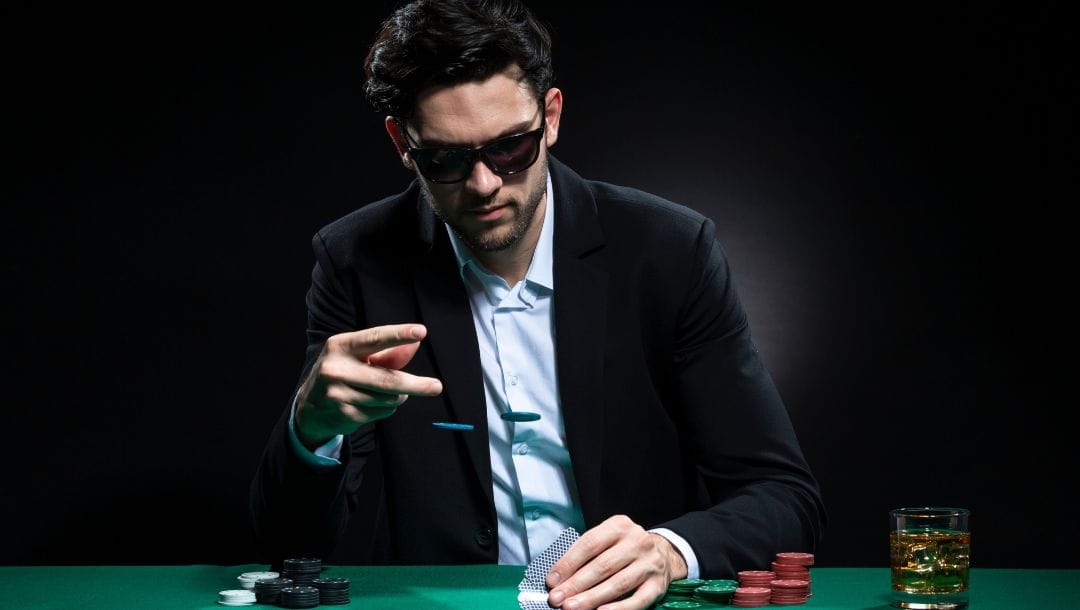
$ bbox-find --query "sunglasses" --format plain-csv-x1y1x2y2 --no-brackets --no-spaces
399,115,546,184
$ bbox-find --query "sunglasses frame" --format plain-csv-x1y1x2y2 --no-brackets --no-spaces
397,104,547,184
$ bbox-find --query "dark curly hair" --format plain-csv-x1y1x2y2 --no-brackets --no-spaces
363,0,554,118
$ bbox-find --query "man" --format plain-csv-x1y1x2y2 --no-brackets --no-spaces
250,1,825,609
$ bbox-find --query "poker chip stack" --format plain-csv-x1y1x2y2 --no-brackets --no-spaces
282,557,322,586
661,578,739,608
216,589,256,606
661,601,705,609
736,570,776,588
769,579,812,605
665,578,707,600
252,577,293,605
312,577,351,605
734,569,776,605
731,586,772,607
773,552,814,588
771,551,814,604
236,570,279,590
729,549,816,607
279,585,320,609
691,579,738,605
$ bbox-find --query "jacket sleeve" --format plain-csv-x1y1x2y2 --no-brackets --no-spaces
655,217,827,577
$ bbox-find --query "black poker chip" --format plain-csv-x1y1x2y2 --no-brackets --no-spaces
253,577,293,604
282,557,323,586
279,585,320,609
283,558,322,571
313,576,351,605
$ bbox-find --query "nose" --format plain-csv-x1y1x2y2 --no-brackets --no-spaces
464,158,502,197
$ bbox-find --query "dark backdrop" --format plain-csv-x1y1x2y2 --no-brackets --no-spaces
4,1,1075,568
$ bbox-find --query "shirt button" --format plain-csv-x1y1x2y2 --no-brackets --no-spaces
530,510,541,520
474,528,494,548
516,443,529,455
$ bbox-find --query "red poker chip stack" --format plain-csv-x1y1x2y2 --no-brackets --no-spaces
731,586,772,607
773,552,814,580
732,552,816,606
733,571,774,607
736,570,776,588
769,579,811,605
770,551,815,604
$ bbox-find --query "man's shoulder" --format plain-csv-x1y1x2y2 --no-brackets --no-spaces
317,185,420,245
589,180,708,226
552,157,710,232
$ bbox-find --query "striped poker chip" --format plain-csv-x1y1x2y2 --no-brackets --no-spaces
774,551,815,565
737,570,776,587
236,571,279,589
217,589,256,606
731,584,772,607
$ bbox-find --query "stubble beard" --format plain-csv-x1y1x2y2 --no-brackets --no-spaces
422,155,548,253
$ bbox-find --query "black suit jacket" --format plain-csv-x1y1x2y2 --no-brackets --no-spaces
251,156,825,577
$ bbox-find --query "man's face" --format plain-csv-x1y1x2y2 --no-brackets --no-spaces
390,67,562,255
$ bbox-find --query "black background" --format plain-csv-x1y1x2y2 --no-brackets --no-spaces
4,1,1076,568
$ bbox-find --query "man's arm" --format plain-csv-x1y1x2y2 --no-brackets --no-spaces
249,232,441,565
654,217,825,574
547,216,825,610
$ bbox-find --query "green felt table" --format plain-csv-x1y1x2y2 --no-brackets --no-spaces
1,565,1077,609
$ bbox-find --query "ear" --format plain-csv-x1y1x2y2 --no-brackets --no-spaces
542,88,563,148
385,116,414,170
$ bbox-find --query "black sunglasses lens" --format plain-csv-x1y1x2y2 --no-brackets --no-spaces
482,130,541,174
408,125,544,183
412,148,473,183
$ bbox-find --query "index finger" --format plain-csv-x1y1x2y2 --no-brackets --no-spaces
330,324,427,359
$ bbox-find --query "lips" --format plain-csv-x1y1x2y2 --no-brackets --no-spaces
470,204,507,221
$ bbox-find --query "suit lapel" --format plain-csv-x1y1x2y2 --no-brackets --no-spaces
549,158,609,526
412,200,494,509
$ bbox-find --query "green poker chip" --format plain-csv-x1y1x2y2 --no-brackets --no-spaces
668,579,708,589
696,583,737,594
661,602,704,609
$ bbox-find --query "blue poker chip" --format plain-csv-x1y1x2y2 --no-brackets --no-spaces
432,421,475,431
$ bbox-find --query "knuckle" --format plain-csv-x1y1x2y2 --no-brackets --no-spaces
326,333,346,351
609,571,635,595
323,383,350,404
369,327,383,344
373,367,398,388
319,358,342,380
591,555,617,580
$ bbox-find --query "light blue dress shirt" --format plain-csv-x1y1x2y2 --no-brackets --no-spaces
289,174,700,576
444,175,585,564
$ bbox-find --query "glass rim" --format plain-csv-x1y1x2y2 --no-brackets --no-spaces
890,506,970,517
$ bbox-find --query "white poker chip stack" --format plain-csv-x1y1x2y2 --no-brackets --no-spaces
217,589,256,606
236,571,280,589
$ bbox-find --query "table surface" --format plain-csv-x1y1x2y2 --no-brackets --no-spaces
1,565,1077,609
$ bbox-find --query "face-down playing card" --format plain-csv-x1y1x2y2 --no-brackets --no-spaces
517,527,580,610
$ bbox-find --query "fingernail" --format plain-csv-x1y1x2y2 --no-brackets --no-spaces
548,571,562,586
411,326,423,339
549,590,564,605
